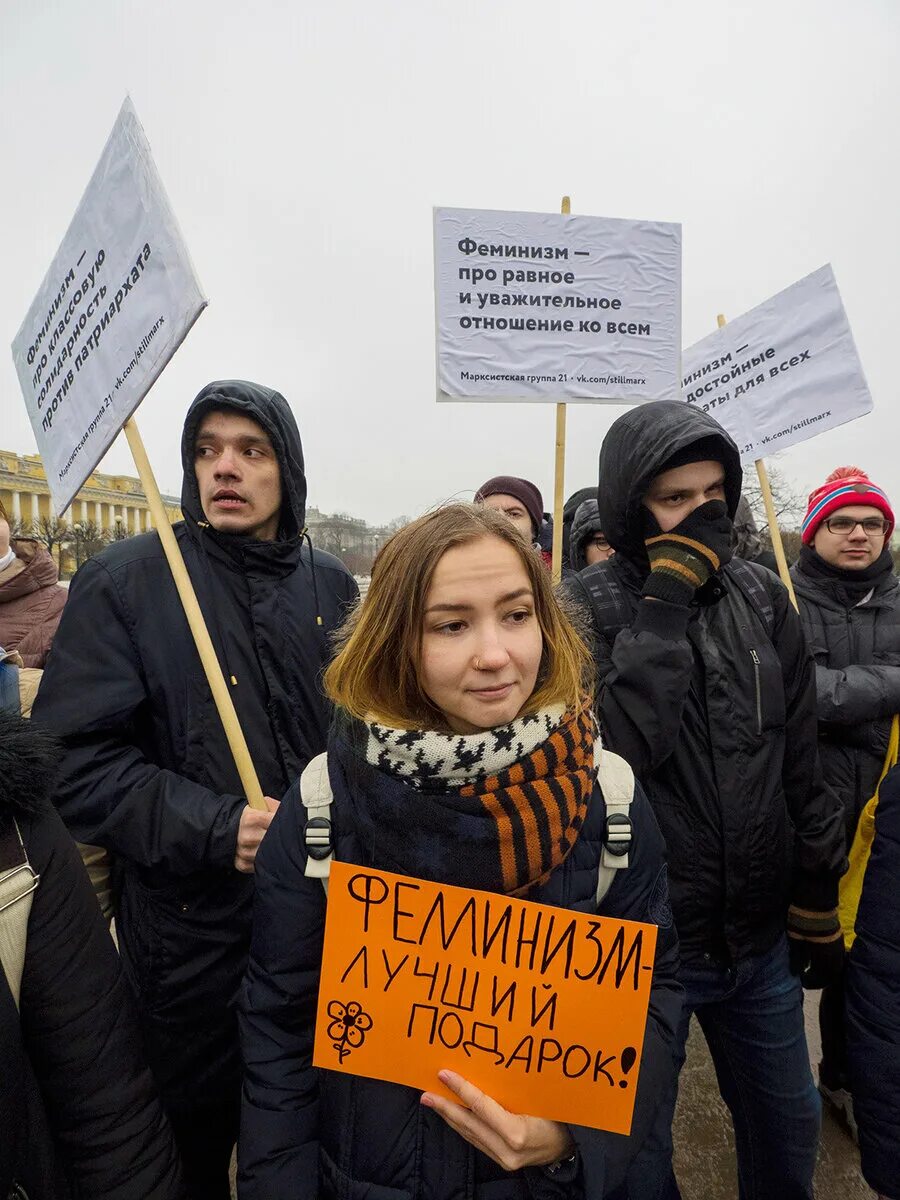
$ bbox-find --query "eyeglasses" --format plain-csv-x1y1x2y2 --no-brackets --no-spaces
590,536,611,549
823,516,889,536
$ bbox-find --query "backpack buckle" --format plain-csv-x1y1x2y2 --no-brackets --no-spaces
604,812,632,858
304,817,333,862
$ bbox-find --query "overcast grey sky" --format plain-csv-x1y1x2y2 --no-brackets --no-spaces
2,0,898,524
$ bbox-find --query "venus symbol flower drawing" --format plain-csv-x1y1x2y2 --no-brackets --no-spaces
326,999,373,1063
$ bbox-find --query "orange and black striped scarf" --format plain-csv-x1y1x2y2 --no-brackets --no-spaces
329,705,596,897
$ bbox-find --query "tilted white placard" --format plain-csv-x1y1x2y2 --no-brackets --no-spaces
12,97,207,514
681,265,872,464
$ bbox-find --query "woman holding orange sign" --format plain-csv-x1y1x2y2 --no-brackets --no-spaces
238,503,681,1199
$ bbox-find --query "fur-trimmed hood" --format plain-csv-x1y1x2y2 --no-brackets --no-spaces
0,710,58,816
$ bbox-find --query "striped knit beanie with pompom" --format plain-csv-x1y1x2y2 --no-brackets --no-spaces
801,466,894,546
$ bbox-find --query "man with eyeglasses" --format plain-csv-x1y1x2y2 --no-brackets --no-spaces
568,497,615,573
791,465,900,1136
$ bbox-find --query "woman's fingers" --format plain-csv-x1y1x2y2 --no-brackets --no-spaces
438,1069,513,1130
421,1087,513,1169
421,1069,576,1172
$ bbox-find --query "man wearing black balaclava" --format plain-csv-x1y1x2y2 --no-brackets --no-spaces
564,401,845,1200
34,381,359,1199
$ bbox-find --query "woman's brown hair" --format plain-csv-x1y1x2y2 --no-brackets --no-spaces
324,503,592,729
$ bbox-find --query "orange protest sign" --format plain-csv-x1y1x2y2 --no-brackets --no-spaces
313,860,658,1135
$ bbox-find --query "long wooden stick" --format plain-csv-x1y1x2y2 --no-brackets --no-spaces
754,458,799,610
716,314,798,610
123,417,267,809
551,195,571,585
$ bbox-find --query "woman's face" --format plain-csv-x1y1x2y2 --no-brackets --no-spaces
419,535,543,734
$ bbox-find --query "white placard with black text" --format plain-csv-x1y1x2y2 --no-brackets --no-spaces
434,207,681,404
11,97,207,515
681,265,872,464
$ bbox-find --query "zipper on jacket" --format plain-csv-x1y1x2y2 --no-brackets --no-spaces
750,649,762,735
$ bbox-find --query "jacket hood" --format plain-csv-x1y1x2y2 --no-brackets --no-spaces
733,496,763,561
597,401,743,563
181,380,307,541
569,500,605,571
0,709,59,816
563,487,596,525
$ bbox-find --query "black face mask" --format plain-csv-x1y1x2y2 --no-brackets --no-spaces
798,543,895,607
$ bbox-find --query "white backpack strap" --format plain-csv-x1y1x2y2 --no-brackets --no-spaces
0,818,40,1010
593,743,634,907
301,752,333,895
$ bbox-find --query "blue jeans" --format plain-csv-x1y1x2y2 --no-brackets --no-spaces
0,662,19,714
623,936,820,1200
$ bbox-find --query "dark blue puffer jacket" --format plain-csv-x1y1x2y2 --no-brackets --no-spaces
238,753,682,1199
846,763,900,1199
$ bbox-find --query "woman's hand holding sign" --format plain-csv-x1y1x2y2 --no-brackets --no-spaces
421,1069,576,1172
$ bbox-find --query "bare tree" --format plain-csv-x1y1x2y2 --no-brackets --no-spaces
6,517,32,540
69,520,109,569
30,515,70,562
385,515,411,533
741,463,807,538
110,518,133,542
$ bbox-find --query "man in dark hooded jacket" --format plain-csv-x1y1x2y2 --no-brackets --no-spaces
33,380,358,1199
562,485,596,567
564,402,846,1199
569,498,614,573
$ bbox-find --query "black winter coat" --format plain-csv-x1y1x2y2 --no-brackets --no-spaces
565,402,845,965
846,763,900,1198
791,559,900,845
238,762,682,1200
32,381,358,1112
0,711,184,1199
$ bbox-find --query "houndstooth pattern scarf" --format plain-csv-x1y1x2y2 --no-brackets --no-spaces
364,705,566,791
328,704,597,896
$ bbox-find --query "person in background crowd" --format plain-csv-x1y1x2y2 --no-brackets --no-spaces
537,507,554,566
732,496,778,572
569,498,615,573
0,505,90,889
475,475,547,556
238,503,682,1199
790,466,900,1132
563,401,846,1200
0,709,186,1199
0,508,67,668
846,761,900,1200
563,486,596,565
33,380,358,1200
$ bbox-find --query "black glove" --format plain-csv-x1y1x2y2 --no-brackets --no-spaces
787,904,845,989
641,500,734,606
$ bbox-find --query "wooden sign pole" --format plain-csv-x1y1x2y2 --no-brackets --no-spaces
123,417,267,809
551,195,570,586
716,314,798,611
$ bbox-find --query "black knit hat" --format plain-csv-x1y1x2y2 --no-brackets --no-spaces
475,476,544,538
657,435,726,474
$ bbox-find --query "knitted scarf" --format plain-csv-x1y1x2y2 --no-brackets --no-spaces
327,704,596,897
797,544,894,608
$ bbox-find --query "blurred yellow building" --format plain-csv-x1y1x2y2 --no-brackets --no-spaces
0,449,181,577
